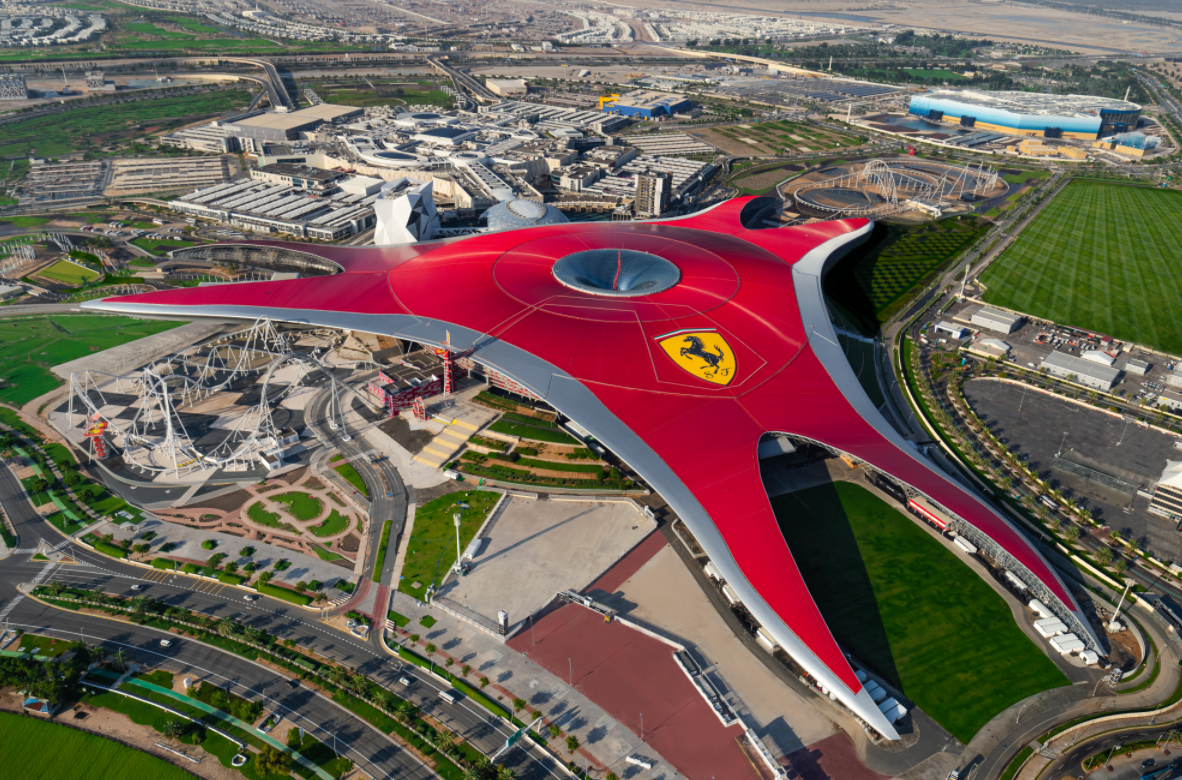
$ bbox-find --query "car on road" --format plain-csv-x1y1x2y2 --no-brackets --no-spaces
1143,758,1156,768
160,639,173,647
244,594,258,601
130,584,143,590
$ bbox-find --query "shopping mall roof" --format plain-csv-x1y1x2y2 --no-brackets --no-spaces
81,198,1095,741
917,89,1141,118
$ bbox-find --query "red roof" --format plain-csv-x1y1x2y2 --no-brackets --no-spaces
97,198,1076,697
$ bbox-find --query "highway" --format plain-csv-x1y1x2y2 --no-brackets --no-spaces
427,56,497,103
0,434,564,778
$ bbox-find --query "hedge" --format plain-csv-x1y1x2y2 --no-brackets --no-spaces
256,582,313,606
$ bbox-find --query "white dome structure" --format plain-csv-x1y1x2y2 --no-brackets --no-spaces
483,199,569,233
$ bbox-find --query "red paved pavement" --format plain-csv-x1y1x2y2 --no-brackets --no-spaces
782,733,890,780
508,531,757,780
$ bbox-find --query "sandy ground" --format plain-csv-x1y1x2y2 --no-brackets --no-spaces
0,689,239,780
548,0,1182,54
593,544,841,760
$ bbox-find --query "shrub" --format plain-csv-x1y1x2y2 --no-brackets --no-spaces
566,735,580,753
240,546,255,557
479,676,489,689
201,539,216,550
425,643,436,655
548,724,561,739
512,698,526,712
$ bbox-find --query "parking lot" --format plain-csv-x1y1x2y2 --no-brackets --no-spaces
963,378,1182,559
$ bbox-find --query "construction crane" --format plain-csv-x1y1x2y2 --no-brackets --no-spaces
598,93,621,110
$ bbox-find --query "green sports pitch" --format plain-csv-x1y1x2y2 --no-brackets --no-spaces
774,481,1068,743
36,259,100,286
981,180,1182,355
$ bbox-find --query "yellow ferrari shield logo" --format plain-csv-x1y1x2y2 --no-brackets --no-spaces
656,330,736,386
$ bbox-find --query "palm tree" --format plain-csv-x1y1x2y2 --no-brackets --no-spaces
372,690,392,712
495,765,517,780
243,626,264,646
162,719,187,742
433,729,457,757
349,673,370,698
1095,547,1114,566
326,665,348,688
46,580,66,597
129,596,148,617
215,617,236,638
110,648,128,672
394,699,419,725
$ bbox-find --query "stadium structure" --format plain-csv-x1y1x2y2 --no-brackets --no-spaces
908,89,1142,139
82,197,1101,740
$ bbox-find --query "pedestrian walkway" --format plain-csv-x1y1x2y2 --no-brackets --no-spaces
387,587,684,779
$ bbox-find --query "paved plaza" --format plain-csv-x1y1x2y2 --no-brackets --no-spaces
434,496,654,633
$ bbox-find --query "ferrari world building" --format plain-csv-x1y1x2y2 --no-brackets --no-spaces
85,196,1097,739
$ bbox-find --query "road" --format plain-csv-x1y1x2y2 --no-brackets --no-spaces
303,387,409,591
0,434,564,778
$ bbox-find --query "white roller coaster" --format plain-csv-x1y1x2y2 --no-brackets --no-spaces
791,158,1003,218
66,317,355,478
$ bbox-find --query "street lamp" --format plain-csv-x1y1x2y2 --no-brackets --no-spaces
1057,431,1068,458
452,511,464,574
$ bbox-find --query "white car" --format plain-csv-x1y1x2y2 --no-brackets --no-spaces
160,639,173,648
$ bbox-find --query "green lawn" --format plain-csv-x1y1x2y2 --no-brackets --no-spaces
773,482,1068,743
0,314,182,405
398,490,499,599
0,711,197,780
131,237,194,255
273,491,323,521
124,21,194,39
1,215,49,228
0,90,251,157
310,509,349,537
487,420,579,444
333,462,369,498
981,180,1182,355
310,543,343,562
825,218,989,329
245,501,298,534
37,259,101,287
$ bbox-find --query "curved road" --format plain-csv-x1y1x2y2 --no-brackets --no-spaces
0,437,563,778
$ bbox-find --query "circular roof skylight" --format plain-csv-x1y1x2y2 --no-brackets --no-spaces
552,249,680,297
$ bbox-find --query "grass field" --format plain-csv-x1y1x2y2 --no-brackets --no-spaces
131,237,194,255
273,491,323,521
310,509,349,537
774,482,1068,742
826,218,988,329
398,490,499,599
0,711,197,780
0,90,251,157
333,462,369,497
0,314,182,405
487,419,579,444
37,259,100,287
981,180,1182,355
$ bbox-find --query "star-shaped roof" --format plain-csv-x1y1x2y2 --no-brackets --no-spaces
86,197,1091,738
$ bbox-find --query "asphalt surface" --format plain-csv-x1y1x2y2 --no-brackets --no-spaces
0,454,564,779
304,387,409,590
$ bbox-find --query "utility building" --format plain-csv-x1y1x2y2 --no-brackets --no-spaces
1149,461,1182,523
969,306,1024,334
1039,350,1122,391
